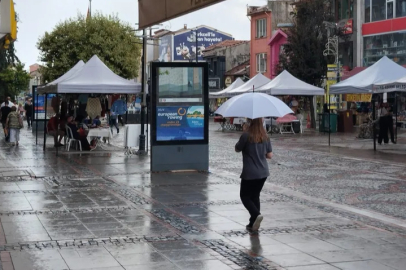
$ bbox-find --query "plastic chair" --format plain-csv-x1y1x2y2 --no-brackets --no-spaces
65,126,82,151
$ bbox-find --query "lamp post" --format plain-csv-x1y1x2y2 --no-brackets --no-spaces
89,0,92,17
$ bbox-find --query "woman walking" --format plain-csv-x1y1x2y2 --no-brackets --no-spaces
6,106,23,146
235,118,273,232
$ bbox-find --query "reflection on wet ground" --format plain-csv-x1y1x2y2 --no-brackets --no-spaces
0,125,405,269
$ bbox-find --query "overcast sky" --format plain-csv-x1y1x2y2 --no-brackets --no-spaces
14,0,265,69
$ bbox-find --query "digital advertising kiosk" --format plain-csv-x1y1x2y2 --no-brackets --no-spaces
150,62,209,172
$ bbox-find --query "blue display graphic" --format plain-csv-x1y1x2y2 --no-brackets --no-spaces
157,106,204,141
174,27,233,61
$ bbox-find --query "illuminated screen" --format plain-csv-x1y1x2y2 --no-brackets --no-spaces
156,67,205,141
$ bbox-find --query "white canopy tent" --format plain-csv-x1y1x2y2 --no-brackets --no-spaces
225,73,271,96
330,56,406,94
374,74,406,93
256,70,325,96
38,55,141,94
209,77,244,98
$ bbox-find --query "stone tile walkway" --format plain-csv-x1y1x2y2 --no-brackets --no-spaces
0,124,405,269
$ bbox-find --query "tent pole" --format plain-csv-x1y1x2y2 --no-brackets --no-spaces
43,94,48,151
372,98,376,151
36,94,38,145
56,93,59,157
395,92,398,143
125,95,128,124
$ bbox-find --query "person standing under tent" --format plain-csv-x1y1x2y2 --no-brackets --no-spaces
235,118,273,232
111,98,127,127
107,109,119,134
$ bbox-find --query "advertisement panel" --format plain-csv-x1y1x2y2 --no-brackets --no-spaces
156,106,204,141
174,27,232,61
158,35,173,62
32,86,45,120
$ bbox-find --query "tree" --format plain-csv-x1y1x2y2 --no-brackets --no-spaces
0,62,30,100
37,13,141,83
278,0,339,128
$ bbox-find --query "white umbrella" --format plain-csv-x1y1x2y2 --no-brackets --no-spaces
215,93,293,119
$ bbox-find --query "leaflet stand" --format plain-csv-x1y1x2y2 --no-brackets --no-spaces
150,62,209,172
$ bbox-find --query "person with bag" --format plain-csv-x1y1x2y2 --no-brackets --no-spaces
6,106,23,146
235,118,273,232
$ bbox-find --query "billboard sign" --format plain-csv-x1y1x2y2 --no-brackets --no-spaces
139,0,225,29
156,106,204,141
158,34,174,62
174,27,232,61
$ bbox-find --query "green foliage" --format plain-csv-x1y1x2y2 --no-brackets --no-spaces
278,0,334,87
37,13,141,82
0,62,30,99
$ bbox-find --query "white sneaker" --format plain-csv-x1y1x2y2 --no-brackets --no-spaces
252,215,263,231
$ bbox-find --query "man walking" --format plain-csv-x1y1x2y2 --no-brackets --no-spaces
24,99,33,128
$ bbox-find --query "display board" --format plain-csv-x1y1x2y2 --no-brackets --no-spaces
32,86,45,120
150,62,209,172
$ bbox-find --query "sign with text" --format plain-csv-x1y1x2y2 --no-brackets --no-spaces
158,35,173,62
174,27,232,61
139,0,225,29
346,94,372,103
156,106,204,141
208,77,220,89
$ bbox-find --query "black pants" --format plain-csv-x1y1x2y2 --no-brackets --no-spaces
240,178,266,226
118,115,125,126
378,115,395,144
26,115,32,127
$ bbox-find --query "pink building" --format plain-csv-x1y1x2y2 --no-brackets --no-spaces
248,6,272,79
268,29,288,79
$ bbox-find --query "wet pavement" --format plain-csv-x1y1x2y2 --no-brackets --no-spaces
0,123,406,269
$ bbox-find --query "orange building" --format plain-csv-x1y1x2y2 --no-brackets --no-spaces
247,5,272,79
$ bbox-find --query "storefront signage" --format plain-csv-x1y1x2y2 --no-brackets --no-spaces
225,76,232,87
174,27,232,61
343,19,353,35
346,94,372,103
139,0,225,29
208,77,220,89
156,106,204,141
158,35,173,62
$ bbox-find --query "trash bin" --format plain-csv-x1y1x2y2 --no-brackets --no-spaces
337,110,353,132
319,113,337,133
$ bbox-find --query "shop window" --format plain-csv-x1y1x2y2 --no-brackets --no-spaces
256,18,267,38
337,0,353,20
371,0,386,21
365,0,371,22
256,53,267,73
364,32,406,66
387,0,394,19
397,0,406,17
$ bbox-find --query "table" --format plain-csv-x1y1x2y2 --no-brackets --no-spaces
87,128,113,144
279,120,300,134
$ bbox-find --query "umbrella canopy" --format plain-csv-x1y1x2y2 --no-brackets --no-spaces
330,56,406,94
256,70,325,96
374,74,406,93
225,73,271,96
215,93,293,119
209,78,244,98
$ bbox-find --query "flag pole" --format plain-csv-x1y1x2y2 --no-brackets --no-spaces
89,0,92,17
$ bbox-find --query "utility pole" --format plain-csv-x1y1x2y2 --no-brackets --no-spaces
137,29,147,155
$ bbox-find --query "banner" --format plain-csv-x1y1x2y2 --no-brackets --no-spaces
158,35,173,62
156,106,204,141
174,27,232,61
346,94,372,102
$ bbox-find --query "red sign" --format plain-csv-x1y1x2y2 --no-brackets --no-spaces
343,19,353,35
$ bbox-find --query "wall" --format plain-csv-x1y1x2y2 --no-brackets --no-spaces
269,31,287,78
250,12,272,78
267,0,295,34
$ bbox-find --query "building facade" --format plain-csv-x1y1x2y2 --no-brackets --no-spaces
203,40,250,92
248,5,272,78
28,64,42,93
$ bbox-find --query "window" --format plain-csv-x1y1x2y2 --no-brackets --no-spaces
397,0,406,18
256,18,267,38
337,0,353,20
256,53,267,73
363,32,406,66
372,0,386,21
365,0,371,22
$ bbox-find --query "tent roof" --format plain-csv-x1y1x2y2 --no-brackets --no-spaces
226,73,271,96
374,74,406,93
256,70,325,96
38,55,141,94
209,78,244,98
330,56,406,94
38,61,85,93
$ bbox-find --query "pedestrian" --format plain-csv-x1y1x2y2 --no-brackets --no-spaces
235,118,273,232
1,101,12,141
24,99,33,128
6,106,23,146
107,109,119,134
0,97,15,108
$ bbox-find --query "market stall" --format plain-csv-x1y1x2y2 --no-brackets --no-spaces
330,56,406,149
225,73,271,96
37,55,142,154
210,77,244,115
